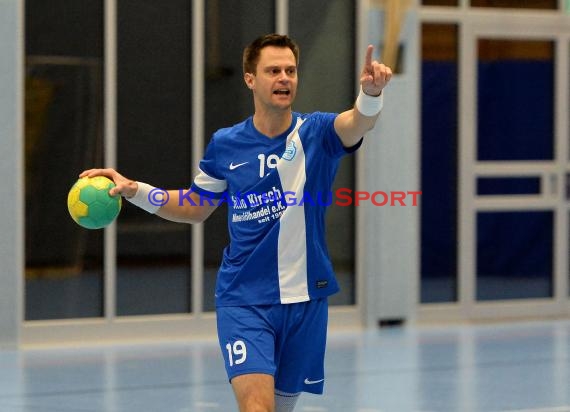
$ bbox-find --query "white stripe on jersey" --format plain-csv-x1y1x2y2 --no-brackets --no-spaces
276,118,310,304
194,167,227,194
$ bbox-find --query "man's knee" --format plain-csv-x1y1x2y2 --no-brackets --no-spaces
232,373,275,412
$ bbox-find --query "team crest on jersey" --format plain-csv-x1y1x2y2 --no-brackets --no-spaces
282,140,296,161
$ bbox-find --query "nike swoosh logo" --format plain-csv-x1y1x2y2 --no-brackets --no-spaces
229,161,248,170
304,378,324,385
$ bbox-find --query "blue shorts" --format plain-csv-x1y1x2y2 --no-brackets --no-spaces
216,298,328,395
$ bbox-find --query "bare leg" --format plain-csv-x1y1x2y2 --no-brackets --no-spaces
231,373,275,412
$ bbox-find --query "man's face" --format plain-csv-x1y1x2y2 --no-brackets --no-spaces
245,46,298,111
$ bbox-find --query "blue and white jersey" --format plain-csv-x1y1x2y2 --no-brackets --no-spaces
191,112,361,307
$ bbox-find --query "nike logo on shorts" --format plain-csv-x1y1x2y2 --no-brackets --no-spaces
304,378,325,385
229,161,248,170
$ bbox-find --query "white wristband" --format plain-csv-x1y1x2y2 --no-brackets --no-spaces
126,182,162,214
355,87,384,117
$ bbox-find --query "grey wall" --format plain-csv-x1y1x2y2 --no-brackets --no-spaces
0,0,23,348
361,8,419,326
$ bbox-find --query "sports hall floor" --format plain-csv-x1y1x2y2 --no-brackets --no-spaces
1,319,569,412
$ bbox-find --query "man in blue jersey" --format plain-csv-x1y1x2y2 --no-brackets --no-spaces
81,34,391,412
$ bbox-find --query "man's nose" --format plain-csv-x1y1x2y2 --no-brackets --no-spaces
277,71,289,81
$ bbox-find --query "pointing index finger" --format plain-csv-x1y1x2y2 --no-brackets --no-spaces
364,45,373,68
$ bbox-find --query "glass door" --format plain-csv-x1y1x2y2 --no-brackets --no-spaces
460,17,570,319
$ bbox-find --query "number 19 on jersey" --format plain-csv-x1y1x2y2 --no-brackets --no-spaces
226,340,247,367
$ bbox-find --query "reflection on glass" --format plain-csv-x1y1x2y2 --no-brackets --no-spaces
420,24,459,303
25,0,105,320
116,0,192,316
477,39,554,161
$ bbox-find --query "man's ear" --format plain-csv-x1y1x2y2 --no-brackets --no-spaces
244,72,254,89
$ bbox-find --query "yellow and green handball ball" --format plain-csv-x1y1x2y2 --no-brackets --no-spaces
67,176,122,229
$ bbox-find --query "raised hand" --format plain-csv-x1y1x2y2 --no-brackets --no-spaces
360,45,392,97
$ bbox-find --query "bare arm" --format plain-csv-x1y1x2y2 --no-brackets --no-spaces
79,168,218,224
156,189,218,224
334,45,392,148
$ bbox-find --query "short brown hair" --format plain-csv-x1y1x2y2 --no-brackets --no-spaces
242,34,300,75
